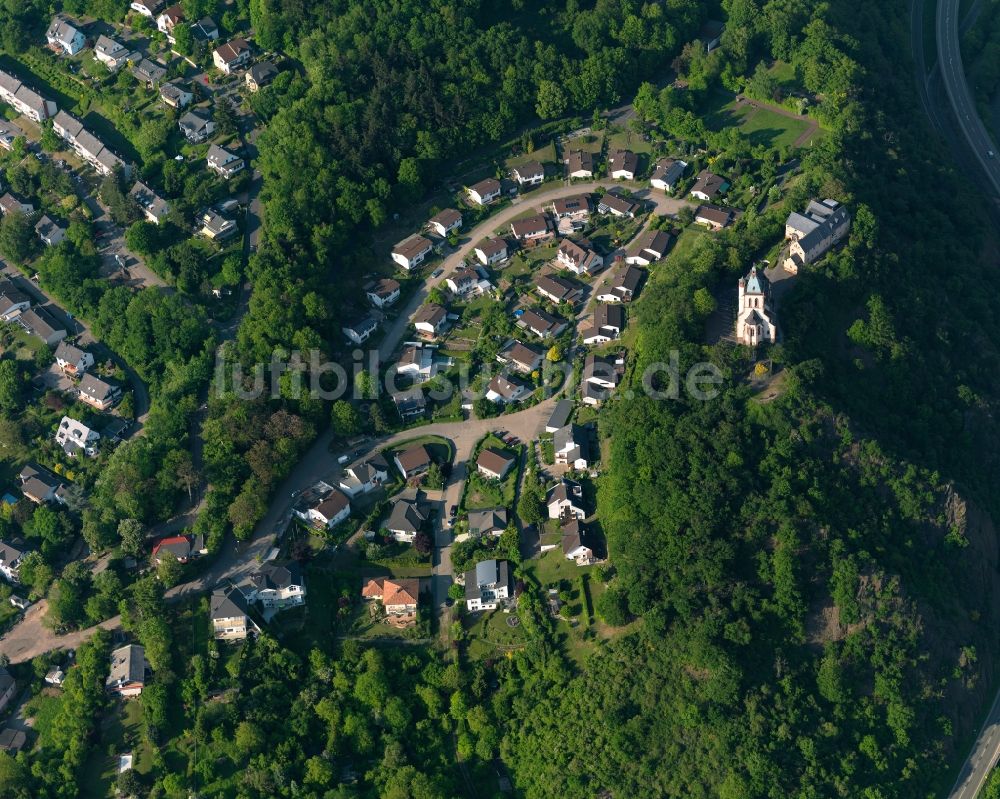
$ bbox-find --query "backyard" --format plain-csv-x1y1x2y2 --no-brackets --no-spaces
702,88,820,150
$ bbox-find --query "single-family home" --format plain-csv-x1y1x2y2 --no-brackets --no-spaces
106,644,149,698
78,373,122,411
151,535,195,564
554,424,591,469
582,352,624,406
213,38,251,74
783,199,851,272
550,194,591,222
19,464,69,505
385,493,428,543
395,344,438,384
157,5,184,39
0,71,57,122
562,519,596,564
510,213,552,242
512,161,544,186
18,306,67,346
464,559,513,612
699,19,725,52
0,541,25,583
580,304,625,345
178,109,214,143
650,158,687,192
690,170,729,201
428,208,462,238
394,445,431,480
736,266,777,346
694,204,735,230
245,561,305,610
566,149,594,178
55,340,94,375
556,239,603,275
392,387,427,420
597,193,639,218
0,281,27,323
474,238,508,266
468,508,508,537
547,479,586,520
498,340,543,374
0,670,14,714
0,193,33,216
132,58,167,88
207,143,245,178
294,486,351,529
608,149,639,180
625,229,671,265
477,448,515,480
536,274,582,305
245,61,278,92
596,264,644,303
159,81,193,109
391,235,434,271
190,16,220,42
467,178,501,205
486,373,530,405
35,215,67,247
210,584,255,641
130,0,164,18
55,416,100,458
412,303,448,338
129,181,170,225
46,17,86,56
366,277,400,308
446,265,492,297
545,399,574,434
338,454,390,496
198,210,238,241
516,308,566,339
94,35,131,71
361,577,420,627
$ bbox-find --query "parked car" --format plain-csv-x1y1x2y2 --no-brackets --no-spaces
431,268,444,278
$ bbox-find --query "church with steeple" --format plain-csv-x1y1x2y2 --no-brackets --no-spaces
735,266,777,345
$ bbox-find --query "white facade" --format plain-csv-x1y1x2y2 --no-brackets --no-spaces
735,267,777,346
55,416,99,457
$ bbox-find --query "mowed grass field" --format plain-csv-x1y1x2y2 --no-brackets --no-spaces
704,89,820,150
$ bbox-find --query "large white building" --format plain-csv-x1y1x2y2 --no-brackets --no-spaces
464,559,513,612
783,199,851,273
735,266,777,346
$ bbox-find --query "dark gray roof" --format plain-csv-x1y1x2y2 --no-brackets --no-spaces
386,497,426,534
210,584,249,619
546,399,573,430
467,507,507,535
251,560,302,590
106,644,146,688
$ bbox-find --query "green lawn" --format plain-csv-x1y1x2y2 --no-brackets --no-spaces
562,131,604,154
703,89,814,150
606,128,652,155
506,139,557,167
465,608,530,658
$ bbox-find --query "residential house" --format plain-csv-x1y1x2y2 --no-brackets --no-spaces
0,70,57,122
156,5,184,40
0,119,23,151
190,16,219,42
694,204,734,230
486,373,531,405
159,80,193,109
467,178,501,205
690,170,729,201
512,161,544,186
596,264,644,303
46,17,86,56
550,194,591,233
566,149,594,178
132,58,167,88
106,644,149,698
474,238,508,266
213,38,251,74
547,479,586,520
151,535,195,564
736,266,777,345
245,561,305,610
0,282,28,322
510,213,552,242
554,424,591,469
178,109,214,143
608,149,638,180
35,215,67,247
19,463,69,505
562,519,596,564
129,180,170,224
210,584,255,641
294,486,351,529
361,577,420,627
556,239,603,275
385,493,428,543
338,455,390,497
625,229,671,265
516,308,566,339
395,345,438,384
0,541,25,583
55,340,94,374
55,416,100,458
783,199,851,272
464,559,513,612
18,306,67,346
245,61,278,92
468,508,508,537
412,303,448,338
78,372,122,410
93,35,131,71
446,265,491,297
582,352,624,407
52,111,128,177
342,316,378,345
9,595,29,611
498,340,543,374
597,193,639,218
699,19,725,52
545,399,573,433
391,235,433,271
206,143,245,178
477,448,515,480
0,670,14,714
428,208,462,238
650,158,687,192
199,210,238,241
580,304,625,345
394,445,431,480
392,387,427,420
0,193,33,216
366,277,401,308
130,0,164,17
536,274,582,304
